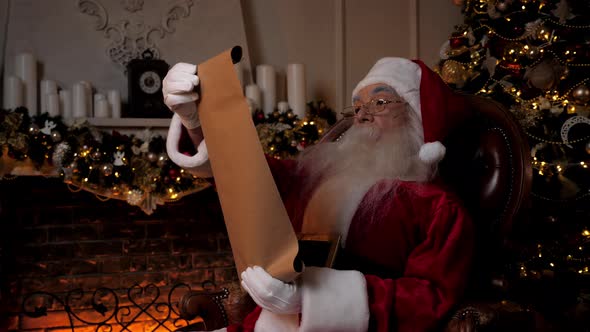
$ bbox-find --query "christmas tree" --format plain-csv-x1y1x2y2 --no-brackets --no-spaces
436,0,589,327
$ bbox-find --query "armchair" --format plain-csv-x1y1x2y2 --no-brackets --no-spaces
319,94,534,331
176,94,533,331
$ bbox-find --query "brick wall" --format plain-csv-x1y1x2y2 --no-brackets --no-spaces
0,177,243,331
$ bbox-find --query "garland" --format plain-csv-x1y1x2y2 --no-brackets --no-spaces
1,102,336,213
0,107,209,214
253,100,337,159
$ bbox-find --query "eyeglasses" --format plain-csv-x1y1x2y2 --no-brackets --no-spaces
341,98,406,118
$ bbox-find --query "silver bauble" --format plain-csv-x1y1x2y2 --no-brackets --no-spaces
52,142,70,168
524,60,562,90
102,163,114,176
91,150,102,160
525,45,541,60
29,124,40,135
147,152,158,163
157,153,169,167
496,1,508,12
572,85,590,104
50,130,62,142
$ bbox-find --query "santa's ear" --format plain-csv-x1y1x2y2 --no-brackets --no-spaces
419,141,446,165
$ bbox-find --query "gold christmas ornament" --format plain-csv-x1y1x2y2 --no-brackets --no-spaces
449,45,470,57
29,124,40,135
524,59,563,90
147,152,158,163
102,163,114,176
524,45,541,60
572,85,590,104
536,26,552,42
440,61,469,88
561,67,570,80
51,130,62,142
156,153,168,168
496,1,508,12
567,104,577,114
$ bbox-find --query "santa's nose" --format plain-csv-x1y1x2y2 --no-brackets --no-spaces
356,109,374,123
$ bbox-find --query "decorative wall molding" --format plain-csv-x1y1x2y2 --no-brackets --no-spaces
162,0,193,33
76,0,108,30
75,0,194,68
121,0,144,13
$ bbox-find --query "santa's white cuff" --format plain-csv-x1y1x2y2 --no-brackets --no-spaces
254,310,299,332
166,113,212,177
179,110,201,130
300,267,369,332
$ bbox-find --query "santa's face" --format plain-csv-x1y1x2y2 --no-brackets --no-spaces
351,83,409,139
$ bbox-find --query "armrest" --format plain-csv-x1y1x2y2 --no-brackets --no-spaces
177,288,229,331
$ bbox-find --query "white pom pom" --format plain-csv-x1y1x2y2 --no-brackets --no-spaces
419,141,446,164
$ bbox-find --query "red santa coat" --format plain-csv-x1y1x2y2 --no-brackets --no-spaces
166,116,474,332
226,156,474,332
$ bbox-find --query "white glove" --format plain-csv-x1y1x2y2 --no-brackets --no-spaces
241,266,302,315
162,62,201,129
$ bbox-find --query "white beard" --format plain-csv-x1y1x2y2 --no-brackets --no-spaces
298,111,432,242
298,110,431,188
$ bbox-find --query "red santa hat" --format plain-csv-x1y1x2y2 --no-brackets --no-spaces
352,57,471,165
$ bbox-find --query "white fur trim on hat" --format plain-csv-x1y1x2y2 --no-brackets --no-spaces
254,311,299,332
419,141,446,165
352,57,422,122
166,113,213,177
299,267,369,332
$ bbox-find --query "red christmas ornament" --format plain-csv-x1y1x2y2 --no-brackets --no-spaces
503,62,523,77
169,168,179,178
512,25,524,37
450,37,466,48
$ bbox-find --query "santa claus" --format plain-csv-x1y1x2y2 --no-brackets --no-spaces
164,57,475,332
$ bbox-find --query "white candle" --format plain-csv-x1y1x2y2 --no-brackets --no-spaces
46,93,60,117
107,90,121,118
3,76,23,110
256,65,276,115
245,84,261,111
15,53,37,115
72,83,88,118
278,101,289,112
79,81,93,116
287,63,306,119
40,79,58,114
234,62,244,88
94,98,110,118
59,89,73,119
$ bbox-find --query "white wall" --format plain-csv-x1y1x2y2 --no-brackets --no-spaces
241,0,337,110
0,0,9,94
0,0,463,113
242,0,463,113
418,0,464,67
2,0,251,106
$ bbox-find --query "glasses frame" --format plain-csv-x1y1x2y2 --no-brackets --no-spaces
341,98,407,118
